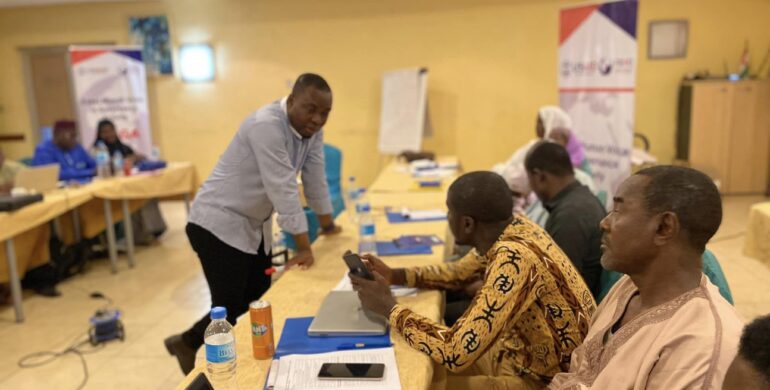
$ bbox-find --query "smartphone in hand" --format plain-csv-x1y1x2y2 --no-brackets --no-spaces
343,250,374,280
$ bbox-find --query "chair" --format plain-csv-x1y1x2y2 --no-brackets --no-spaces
323,144,345,217
596,249,735,305
595,190,608,209
281,144,345,252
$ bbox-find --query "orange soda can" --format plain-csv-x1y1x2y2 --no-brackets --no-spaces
249,300,274,359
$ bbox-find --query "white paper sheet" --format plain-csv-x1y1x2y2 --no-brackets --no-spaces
405,209,447,220
411,168,456,179
378,68,429,155
334,274,418,297
273,347,401,390
266,359,280,389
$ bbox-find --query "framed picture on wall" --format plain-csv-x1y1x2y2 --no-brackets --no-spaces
648,20,688,60
129,15,174,75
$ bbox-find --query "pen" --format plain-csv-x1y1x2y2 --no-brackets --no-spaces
336,342,392,350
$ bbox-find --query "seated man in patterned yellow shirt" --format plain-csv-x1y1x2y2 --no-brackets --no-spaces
351,171,597,389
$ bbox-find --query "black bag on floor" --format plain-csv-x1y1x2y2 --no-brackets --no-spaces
49,234,88,281
20,262,58,291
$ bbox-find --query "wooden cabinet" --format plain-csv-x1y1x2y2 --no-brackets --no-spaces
678,80,770,194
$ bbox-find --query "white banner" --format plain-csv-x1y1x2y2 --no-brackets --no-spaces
559,1,638,202
70,46,152,156
378,68,429,154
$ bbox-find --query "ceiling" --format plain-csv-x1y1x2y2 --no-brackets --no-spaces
0,0,153,8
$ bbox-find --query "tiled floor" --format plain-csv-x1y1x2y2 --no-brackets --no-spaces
0,202,206,389
1,197,769,389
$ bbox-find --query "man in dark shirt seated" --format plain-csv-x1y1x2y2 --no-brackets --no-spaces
525,141,605,297
33,120,96,181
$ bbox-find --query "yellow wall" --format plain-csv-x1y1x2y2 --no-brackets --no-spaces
1,0,769,185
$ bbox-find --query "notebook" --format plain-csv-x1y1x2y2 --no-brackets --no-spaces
277,316,390,358
393,235,444,248
371,241,432,256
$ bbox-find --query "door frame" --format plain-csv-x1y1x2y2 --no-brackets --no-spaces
20,42,113,146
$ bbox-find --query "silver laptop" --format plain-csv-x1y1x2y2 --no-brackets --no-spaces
308,291,388,336
14,164,60,193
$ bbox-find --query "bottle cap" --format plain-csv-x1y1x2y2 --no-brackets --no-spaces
210,306,227,320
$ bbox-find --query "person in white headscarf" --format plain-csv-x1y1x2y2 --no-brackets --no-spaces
537,106,589,171
492,106,594,217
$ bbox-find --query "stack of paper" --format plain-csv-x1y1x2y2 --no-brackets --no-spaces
270,348,401,390
412,168,456,178
408,159,459,178
385,208,447,223
393,235,443,247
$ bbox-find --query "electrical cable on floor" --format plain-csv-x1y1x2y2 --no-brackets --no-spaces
16,291,114,390
17,333,103,390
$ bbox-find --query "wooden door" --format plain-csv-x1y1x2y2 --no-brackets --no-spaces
25,47,76,142
753,82,770,193
689,82,733,192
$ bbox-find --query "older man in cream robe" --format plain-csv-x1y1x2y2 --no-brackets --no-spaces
549,166,743,389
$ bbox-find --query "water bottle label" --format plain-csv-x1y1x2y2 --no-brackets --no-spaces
360,224,375,236
205,341,235,363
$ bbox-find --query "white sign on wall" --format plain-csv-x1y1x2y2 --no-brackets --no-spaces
70,45,152,155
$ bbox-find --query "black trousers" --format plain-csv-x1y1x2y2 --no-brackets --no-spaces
182,223,272,350
444,290,472,327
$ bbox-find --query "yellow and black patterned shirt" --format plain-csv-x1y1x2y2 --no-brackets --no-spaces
389,216,597,383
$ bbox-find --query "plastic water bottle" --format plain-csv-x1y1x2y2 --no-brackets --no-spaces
346,176,361,222
150,145,161,161
112,151,124,177
205,307,237,386
95,142,111,178
272,232,287,265
358,202,377,254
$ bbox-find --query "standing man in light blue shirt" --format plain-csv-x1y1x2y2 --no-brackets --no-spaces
165,74,340,374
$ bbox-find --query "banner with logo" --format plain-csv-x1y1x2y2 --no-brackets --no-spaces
70,46,152,155
559,0,638,203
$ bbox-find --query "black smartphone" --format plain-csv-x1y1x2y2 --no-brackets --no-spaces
185,372,214,390
343,250,375,280
317,363,385,380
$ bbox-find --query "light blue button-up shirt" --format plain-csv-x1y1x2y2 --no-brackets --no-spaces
189,97,332,254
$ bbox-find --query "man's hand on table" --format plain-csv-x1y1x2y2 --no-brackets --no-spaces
320,224,342,235
318,214,342,236
350,271,397,317
286,249,314,270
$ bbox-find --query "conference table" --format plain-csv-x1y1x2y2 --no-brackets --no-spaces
176,157,459,390
1,162,198,323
